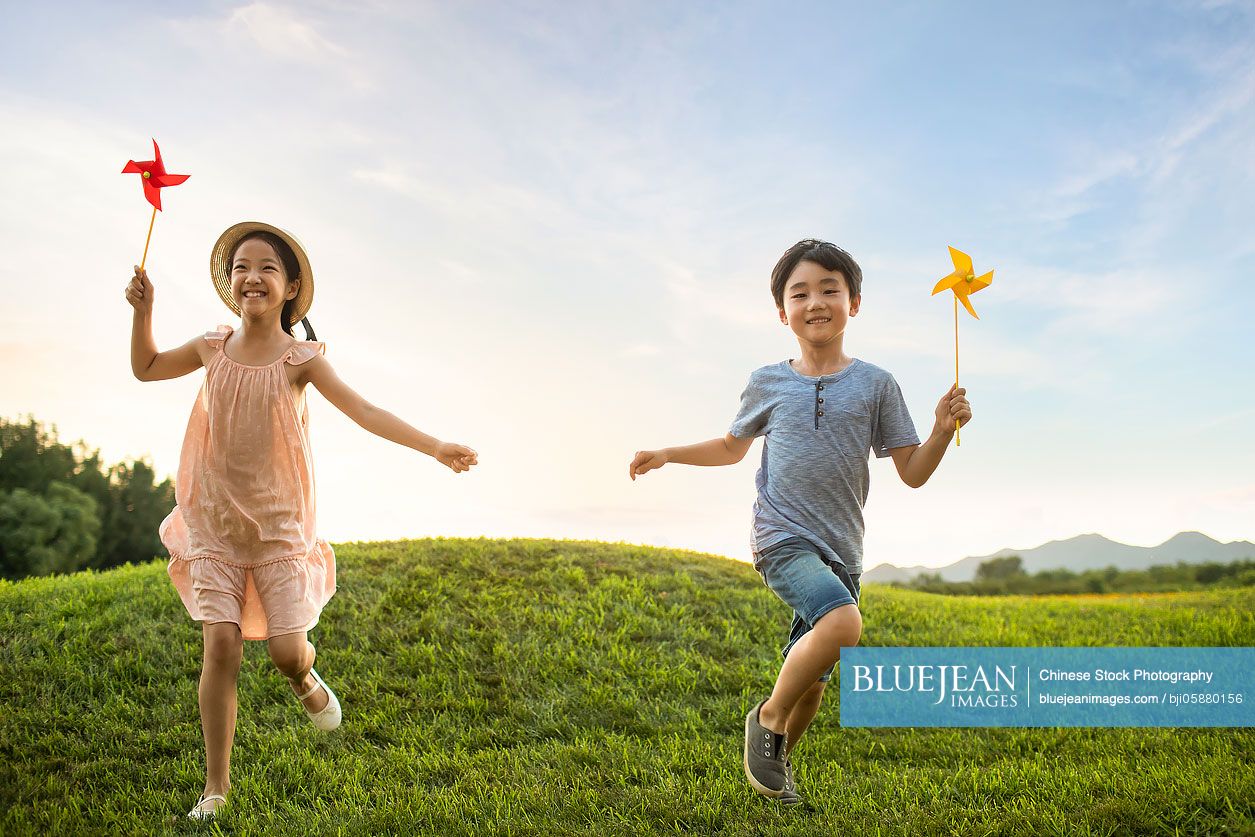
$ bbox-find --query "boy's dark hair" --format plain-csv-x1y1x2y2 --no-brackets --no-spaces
770,239,862,308
230,231,317,340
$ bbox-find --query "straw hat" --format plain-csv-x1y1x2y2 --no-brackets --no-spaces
210,221,314,326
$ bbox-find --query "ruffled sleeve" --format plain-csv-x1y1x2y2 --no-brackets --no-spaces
203,325,233,350
284,341,326,366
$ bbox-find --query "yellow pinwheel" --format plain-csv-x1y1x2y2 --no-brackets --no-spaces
932,246,993,318
931,246,994,446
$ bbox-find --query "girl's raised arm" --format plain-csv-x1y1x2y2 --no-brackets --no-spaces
126,265,206,382
299,355,477,473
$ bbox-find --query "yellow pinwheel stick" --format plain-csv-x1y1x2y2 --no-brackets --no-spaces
932,245,993,318
931,246,993,447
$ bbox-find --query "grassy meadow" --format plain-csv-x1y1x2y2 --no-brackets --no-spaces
1,538,1252,836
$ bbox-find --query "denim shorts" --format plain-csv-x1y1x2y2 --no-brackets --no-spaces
754,536,861,683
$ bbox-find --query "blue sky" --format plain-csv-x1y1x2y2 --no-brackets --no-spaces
1,1,1252,569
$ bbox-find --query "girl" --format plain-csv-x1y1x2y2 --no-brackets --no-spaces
125,221,477,820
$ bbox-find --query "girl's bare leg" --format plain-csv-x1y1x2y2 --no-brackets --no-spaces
267,631,328,712
200,622,243,811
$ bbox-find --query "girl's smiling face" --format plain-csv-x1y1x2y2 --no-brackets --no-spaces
778,259,860,342
231,237,298,321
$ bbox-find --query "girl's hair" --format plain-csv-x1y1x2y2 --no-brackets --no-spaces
229,231,318,341
770,239,863,308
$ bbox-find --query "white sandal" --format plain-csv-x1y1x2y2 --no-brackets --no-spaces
292,643,341,731
188,794,227,820
295,668,341,730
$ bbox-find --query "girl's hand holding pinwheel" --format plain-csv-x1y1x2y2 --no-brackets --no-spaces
124,265,154,316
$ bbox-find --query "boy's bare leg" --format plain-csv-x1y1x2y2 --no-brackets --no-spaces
267,631,328,713
200,622,243,808
784,681,827,756
758,604,861,734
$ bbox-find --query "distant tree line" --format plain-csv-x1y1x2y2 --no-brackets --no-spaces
0,417,174,579
897,554,1255,596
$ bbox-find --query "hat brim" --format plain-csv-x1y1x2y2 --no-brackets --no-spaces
211,221,314,326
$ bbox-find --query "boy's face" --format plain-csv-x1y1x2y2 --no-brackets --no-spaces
777,259,860,344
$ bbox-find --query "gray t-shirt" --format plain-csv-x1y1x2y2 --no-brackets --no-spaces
729,359,920,574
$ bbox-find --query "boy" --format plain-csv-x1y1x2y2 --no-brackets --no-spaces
629,239,971,802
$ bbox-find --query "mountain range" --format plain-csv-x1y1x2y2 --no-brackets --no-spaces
863,532,1255,584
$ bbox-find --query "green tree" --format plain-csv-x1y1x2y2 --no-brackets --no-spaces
0,482,100,578
975,555,1026,582
1084,575,1107,594
94,459,174,571
0,417,80,495
0,416,174,576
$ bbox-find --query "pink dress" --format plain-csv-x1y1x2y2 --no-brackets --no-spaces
161,325,336,640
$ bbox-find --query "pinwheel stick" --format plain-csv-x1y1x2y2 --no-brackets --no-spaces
932,245,991,449
140,205,157,271
953,295,960,446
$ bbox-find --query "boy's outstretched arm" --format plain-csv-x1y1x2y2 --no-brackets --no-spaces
125,265,205,382
890,385,972,489
629,433,753,480
301,356,477,473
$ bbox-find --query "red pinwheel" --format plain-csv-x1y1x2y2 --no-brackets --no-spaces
122,139,189,210
122,139,190,269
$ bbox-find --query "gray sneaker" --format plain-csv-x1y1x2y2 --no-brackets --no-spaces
782,757,801,805
744,699,790,799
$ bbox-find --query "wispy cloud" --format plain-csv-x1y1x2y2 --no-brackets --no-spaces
226,3,350,62
620,343,662,358
1027,42,1255,241
1028,151,1141,225
168,2,371,89
1148,62,1255,185
1000,262,1178,333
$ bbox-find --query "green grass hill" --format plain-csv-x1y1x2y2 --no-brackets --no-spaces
2,539,1253,836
